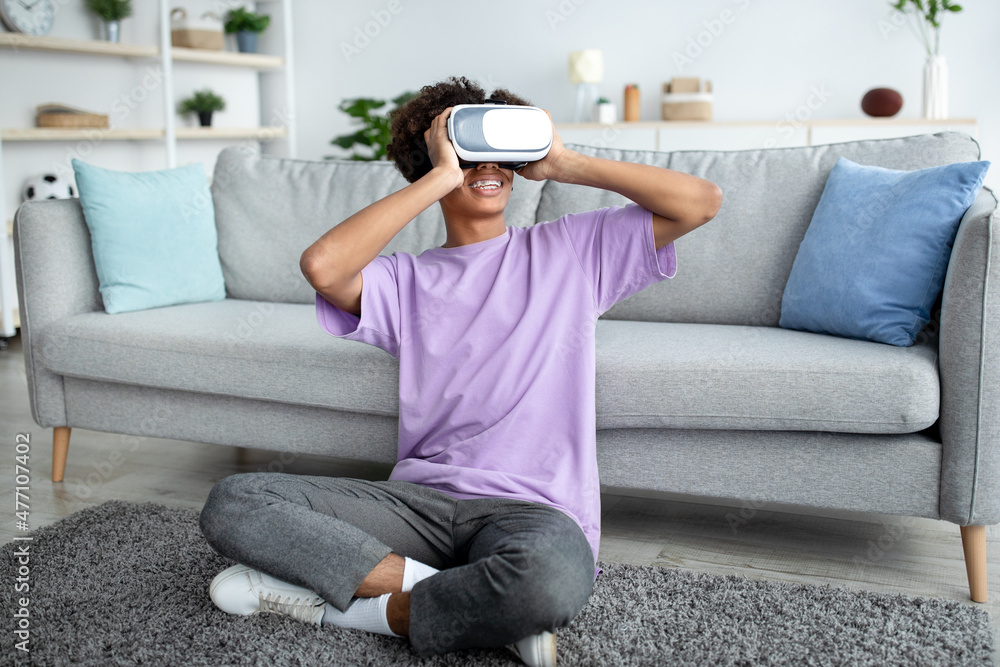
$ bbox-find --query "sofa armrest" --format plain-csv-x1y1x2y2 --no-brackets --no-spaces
939,186,1000,526
13,199,102,428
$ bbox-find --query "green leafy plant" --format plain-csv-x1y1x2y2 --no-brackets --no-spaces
595,97,610,105
85,0,132,21
177,89,226,115
327,91,417,161
224,7,270,34
889,0,963,56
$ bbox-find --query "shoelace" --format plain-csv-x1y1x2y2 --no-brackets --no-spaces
258,591,325,624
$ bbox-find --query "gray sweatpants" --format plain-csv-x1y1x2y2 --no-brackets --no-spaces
198,472,595,656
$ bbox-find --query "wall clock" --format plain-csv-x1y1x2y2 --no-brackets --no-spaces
0,0,55,36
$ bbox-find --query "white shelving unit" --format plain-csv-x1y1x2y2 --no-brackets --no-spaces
0,0,297,340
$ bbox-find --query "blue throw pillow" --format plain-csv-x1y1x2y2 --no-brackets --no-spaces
71,159,226,314
779,156,990,346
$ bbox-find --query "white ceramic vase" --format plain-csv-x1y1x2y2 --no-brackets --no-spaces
594,103,616,124
922,54,948,120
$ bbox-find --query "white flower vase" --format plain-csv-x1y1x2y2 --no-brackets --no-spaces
923,55,948,120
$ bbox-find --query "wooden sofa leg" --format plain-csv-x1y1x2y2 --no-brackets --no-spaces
960,525,988,603
52,426,71,482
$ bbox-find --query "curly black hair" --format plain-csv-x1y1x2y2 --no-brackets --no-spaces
387,76,531,183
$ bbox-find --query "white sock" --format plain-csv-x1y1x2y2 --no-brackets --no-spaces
401,557,440,592
321,594,400,637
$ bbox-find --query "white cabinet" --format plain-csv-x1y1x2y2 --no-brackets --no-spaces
556,118,978,152
558,126,659,152
0,218,12,345
0,0,297,339
808,121,978,145
658,124,808,151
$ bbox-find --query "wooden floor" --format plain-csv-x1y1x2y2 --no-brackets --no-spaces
2,331,997,660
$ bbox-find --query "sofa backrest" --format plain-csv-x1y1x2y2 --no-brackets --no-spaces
539,132,983,325
210,146,544,304
212,132,983,325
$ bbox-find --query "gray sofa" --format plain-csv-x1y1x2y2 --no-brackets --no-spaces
14,132,997,602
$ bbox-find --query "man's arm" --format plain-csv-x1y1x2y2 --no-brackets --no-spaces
300,108,462,315
548,152,723,250
519,115,723,249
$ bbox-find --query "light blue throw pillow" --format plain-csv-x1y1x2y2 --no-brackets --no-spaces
71,159,226,314
779,156,990,346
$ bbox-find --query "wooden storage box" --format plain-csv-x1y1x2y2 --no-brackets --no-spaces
170,8,224,51
662,78,713,121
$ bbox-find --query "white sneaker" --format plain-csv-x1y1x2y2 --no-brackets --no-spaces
209,563,327,626
508,630,557,667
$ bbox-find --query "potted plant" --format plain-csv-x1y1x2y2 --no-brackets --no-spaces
889,0,964,119
593,97,616,124
85,0,132,44
178,89,226,127
224,7,270,54
327,91,416,161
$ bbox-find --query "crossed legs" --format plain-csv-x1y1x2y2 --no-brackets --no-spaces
198,472,594,656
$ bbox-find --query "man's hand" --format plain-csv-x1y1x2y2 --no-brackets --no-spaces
423,107,464,190
516,109,572,183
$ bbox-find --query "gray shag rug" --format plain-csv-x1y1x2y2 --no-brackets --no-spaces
1,500,994,666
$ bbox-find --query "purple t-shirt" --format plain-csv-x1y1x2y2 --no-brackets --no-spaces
315,203,677,563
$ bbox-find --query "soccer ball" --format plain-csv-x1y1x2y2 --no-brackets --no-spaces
22,173,76,202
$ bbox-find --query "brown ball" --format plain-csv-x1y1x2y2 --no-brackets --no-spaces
861,88,903,117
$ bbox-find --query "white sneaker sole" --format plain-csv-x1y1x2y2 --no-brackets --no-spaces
510,630,557,667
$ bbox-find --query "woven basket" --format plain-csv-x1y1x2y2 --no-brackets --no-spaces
171,8,224,50
36,104,109,129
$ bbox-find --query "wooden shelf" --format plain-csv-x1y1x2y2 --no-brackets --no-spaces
1,126,287,141
175,126,288,139
171,47,283,69
0,32,157,58
1,127,162,141
0,33,283,69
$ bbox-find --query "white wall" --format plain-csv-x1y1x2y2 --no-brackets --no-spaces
1,0,997,221
301,0,998,188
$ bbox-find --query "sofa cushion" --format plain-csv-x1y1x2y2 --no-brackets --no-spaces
595,320,938,434
70,159,226,314
37,302,938,435
779,156,990,346
37,300,400,418
210,147,545,305
539,132,983,326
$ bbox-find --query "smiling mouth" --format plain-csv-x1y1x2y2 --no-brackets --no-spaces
469,178,503,191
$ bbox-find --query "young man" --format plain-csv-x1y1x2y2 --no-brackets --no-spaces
199,76,722,666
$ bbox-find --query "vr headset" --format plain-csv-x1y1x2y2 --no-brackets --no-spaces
447,99,552,170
